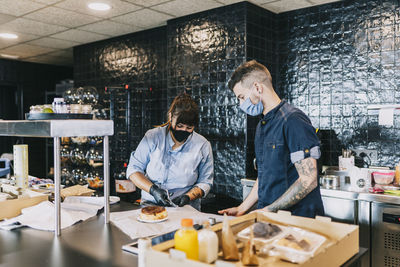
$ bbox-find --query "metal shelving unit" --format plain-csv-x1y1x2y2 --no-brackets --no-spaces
0,119,114,236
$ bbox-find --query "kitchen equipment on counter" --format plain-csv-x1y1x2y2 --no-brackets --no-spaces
319,175,340,189
323,166,350,190
339,149,355,171
348,166,370,192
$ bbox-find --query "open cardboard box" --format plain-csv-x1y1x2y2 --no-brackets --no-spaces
0,184,48,220
146,210,359,267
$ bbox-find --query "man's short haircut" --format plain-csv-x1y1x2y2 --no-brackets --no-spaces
227,60,272,91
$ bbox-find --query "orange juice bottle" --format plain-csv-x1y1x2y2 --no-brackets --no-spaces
174,218,199,260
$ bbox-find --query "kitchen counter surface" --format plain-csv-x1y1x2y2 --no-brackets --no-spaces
0,201,139,267
0,199,369,267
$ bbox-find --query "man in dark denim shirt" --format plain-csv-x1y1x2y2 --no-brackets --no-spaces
219,60,324,218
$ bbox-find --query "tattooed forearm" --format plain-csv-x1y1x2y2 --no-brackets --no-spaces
266,157,318,212
187,186,204,200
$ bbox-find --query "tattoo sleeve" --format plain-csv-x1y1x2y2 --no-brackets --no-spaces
186,186,204,200
266,157,318,212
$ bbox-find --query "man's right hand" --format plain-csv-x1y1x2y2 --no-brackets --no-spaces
149,184,171,206
218,206,246,216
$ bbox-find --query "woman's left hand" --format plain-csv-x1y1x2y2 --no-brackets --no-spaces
172,195,190,207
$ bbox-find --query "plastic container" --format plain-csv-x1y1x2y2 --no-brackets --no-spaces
268,226,327,264
174,218,199,260
13,144,29,189
372,170,395,185
198,221,218,263
52,98,65,113
395,164,400,186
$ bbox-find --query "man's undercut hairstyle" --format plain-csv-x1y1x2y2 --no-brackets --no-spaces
227,60,272,91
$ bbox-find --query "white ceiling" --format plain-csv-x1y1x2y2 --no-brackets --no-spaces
0,0,340,66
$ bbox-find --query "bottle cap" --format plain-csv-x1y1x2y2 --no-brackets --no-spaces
181,218,193,227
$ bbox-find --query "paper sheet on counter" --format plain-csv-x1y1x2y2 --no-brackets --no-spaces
110,205,225,240
0,196,107,231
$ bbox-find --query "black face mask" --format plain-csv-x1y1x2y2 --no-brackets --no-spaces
171,127,192,142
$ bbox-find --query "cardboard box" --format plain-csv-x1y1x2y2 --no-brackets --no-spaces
146,211,359,267
0,185,48,220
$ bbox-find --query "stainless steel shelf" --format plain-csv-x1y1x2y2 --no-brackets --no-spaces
0,120,113,137
0,119,114,236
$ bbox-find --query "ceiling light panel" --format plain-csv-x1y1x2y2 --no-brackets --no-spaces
0,44,56,58
26,37,81,49
0,18,68,36
25,7,102,28
78,20,141,36
0,0,45,16
112,9,173,28
50,29,109,43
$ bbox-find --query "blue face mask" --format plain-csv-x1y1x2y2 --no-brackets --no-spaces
240,96,263,116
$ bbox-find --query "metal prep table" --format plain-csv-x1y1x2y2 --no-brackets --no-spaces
322,189,400,267
0,120,114,236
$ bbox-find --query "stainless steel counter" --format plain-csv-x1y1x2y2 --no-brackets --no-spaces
0,201,138,267
320,188,400,205
321,187,400,267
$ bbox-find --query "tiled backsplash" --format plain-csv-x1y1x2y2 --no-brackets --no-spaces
246,4,279,179
167,4,248,198
279,0,400,167
74,27,167,176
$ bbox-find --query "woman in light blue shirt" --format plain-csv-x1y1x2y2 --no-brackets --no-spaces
126,93,214,210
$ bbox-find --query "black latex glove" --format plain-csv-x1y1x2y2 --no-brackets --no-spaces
149,184,171,206
172,194,190,207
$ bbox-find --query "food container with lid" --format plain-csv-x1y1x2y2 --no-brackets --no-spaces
372,170,395,185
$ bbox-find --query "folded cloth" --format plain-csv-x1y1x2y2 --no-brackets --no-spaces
0,196,107,231
110,205,225,240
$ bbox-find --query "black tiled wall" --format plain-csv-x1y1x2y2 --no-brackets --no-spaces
245,4,279,179
74,0,400,199
74,27,167,176
0,59,73,177
167,3,248,198
279,0,400,167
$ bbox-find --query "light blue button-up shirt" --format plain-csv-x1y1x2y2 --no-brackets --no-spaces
126,125,214,208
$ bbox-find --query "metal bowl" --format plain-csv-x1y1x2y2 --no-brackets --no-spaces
320,175,340,189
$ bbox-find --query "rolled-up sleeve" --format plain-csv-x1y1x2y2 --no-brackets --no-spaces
126,133,154,179
284,112,321,164
194,141,214,197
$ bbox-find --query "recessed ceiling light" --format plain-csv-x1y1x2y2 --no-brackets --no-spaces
0,54,19,59
0,33,18,39
88,2,111,11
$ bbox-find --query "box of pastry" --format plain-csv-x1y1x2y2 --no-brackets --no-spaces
0,184,48,220
145,210,358,267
